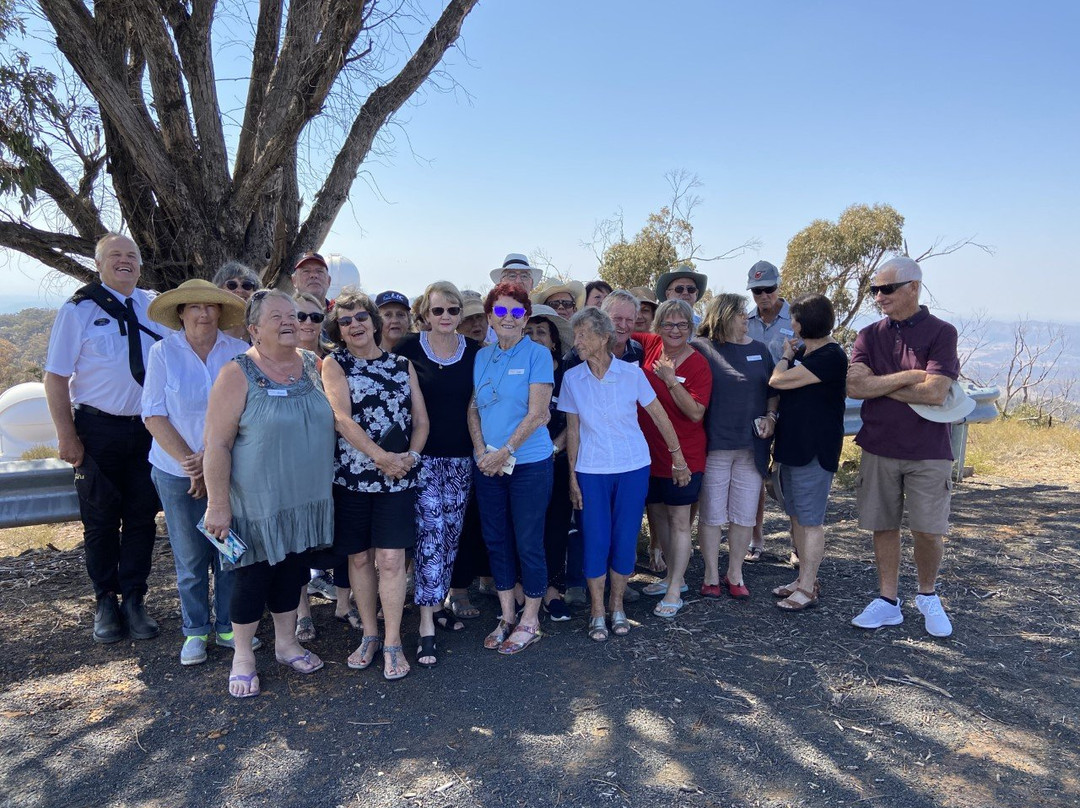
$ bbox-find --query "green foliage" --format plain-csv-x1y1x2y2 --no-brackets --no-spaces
781,204,904,339
0,308,53,390
597,207,692,291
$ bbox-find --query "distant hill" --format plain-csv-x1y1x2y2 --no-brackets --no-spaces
957,318,1080,404
0,309,53,390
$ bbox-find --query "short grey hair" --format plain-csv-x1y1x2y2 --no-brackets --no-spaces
245,289,294,327
570,306,616,353
652,299,694,334
213,260,261,288
877,256,923,283
94,233,141,266
601,289,640,315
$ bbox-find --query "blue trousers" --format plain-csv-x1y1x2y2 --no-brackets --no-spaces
473,457,552,599
576,465,650,579
151,467,234,636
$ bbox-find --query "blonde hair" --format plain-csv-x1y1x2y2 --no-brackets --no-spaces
697,293,747,343
416,281,464,321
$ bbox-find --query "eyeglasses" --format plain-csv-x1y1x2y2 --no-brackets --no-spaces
338,311,371,327
296,311,325,323
501,271,533,282
430,306,461,317
548,299,576,310
493,306,527,320
751,285,777,295
660,321,691,332
224,279,257,292
671,285,697,294
869,280,913,296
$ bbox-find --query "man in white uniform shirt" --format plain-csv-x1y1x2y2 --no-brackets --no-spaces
44,233,168,644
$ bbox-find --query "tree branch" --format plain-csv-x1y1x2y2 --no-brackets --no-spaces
0,219,97,282
232,0,284,184
294,0,479,257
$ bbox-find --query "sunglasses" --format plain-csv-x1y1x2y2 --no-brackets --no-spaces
869,280,913,296
493,306,527,320
297,311,325,323
751,285,778,295
338,311,372,327
671,285,697,294
430,306,461,317
660,321,691,332
224,279,258,292
548,299,576,310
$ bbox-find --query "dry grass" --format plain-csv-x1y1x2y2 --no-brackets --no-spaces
0,522,82,558
966,418,1080,485
19,445,59,460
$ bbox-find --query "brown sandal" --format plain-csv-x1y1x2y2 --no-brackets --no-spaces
483,618,514,650
772,581,820,599
776,587,819,611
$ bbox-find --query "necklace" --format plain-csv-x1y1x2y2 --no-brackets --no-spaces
255,348,301,383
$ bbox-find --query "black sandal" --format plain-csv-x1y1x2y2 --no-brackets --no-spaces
432,608,464,632
416,634,438,667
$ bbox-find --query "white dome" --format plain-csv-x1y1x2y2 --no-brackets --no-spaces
0,382,57,459
326,254,361,299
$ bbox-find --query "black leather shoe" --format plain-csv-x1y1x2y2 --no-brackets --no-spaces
122,594,160,640
93,594,126,644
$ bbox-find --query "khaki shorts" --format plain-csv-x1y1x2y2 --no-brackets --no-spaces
856,451,953,535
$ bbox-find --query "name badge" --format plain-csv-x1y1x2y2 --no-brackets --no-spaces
747,355,762,362
780,328,794,336
267,388,288,397
93,318,110,327
508,368,525,376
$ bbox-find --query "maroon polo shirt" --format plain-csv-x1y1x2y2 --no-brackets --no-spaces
850,306,959,461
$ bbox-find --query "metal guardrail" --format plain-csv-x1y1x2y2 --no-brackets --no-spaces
0,459,79,530
0,386,1002,530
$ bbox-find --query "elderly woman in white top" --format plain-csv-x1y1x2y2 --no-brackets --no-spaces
559,307,689,641
142,279,251,666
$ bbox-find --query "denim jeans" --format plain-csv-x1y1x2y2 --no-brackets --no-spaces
473,456,553,599
151,466,234,635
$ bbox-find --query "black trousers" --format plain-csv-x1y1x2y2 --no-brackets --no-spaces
73,408,160,600
230,553,309,624
449,487,491,589
543,452,573,593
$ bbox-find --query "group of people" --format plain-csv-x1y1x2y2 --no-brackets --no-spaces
43,235,963,699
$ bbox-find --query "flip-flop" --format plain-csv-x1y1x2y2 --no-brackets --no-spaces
228,671,260,698
347,636,382,670
275,650,324,674
744,547,764,563
653,598,684,619
498,623,542,655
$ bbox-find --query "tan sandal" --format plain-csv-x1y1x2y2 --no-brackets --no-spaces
772,581,820,599
777,587,819,612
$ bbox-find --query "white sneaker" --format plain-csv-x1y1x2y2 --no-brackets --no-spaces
851,597,904,629
915,593,953,638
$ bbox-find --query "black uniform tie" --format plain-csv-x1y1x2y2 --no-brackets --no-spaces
124,298,146,386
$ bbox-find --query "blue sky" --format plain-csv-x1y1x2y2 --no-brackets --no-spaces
4,1,1078,321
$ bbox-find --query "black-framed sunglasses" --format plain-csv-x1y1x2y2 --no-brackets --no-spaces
297,311,325,323
338,311,372,327
548,299,576,310
224,279,258,292
430,306,461,317
869,280,913,296
751,285,778,295
671,285,697,294
493,306,527,320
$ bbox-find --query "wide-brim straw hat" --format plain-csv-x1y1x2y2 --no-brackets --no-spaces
148,278,247,330
460,298,486,320
528,304,574,351
654,267,708,302
489,253,543,288
530,279,585,310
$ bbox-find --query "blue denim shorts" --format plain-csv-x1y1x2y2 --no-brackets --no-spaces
779,460,834,527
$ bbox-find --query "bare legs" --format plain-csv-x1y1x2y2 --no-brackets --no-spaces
872,529,943,598
350,548,408,675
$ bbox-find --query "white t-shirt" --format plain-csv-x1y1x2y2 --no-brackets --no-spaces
558,356,656,474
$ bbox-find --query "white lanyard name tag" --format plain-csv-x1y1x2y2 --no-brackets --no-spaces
267,388,288,397
747,355,762,362
780,328,794,336
508,368,525,375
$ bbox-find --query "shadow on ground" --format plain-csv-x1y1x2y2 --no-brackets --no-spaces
0,476,1077,808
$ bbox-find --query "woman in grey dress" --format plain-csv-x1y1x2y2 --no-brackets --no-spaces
204,290,335,698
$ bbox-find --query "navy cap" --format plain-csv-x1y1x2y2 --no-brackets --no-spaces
375,290,409,309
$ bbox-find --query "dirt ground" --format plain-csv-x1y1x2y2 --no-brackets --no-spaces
0,476,1077,808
